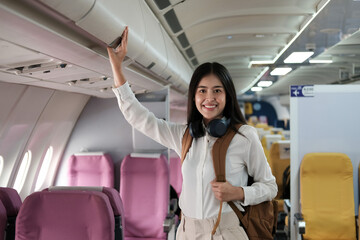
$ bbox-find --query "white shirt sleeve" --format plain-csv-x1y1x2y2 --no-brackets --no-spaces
112,82,186,156
241,126,278,206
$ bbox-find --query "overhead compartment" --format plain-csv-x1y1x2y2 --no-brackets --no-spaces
38,0,192,92
161,28,180,85
136,1,167,75
39,0,95,22
40,0,146,60
75,0,146,61
176,50,193,88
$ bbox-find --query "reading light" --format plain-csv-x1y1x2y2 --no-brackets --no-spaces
251,87,263,92
257,81,273,87
284,52,314,63
309,59,333,64
67,80,76,86
270,67,292,76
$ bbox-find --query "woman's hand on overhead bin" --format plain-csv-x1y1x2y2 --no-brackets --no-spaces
107,26,128,68
107,27,128,87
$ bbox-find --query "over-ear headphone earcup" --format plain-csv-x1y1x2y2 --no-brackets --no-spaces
189,122,196,138
189,121,205,138
207,118,230,138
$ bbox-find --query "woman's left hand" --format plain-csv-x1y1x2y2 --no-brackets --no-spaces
210,180,244,202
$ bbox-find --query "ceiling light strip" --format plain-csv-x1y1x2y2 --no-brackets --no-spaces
309,59,333,64
284,52,314,63
240,67,269,94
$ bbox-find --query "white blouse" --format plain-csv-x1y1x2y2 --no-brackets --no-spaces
113,82,277,219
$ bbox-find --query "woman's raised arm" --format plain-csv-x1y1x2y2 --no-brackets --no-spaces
107,26,129,88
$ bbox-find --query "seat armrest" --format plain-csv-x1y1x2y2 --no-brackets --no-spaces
283,199,290,214
169,198,178,214
114,215,124,240
294,213,306,235
163,212,175,233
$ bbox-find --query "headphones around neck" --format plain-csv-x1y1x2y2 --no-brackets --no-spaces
189,117,231,138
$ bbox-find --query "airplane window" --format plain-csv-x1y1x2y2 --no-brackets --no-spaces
35,146,53,191
13,150,32,193
0,155,3,177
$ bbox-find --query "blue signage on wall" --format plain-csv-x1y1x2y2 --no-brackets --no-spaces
290,85,314,97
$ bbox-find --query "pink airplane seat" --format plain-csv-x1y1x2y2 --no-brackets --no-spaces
0,202,6,240
67,152,114,187
15,190,114,240
46,186,124,240
0,187,22,240
169,155,182,198
120,153,177,240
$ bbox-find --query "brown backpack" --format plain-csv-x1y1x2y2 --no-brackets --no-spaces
181,125,278,239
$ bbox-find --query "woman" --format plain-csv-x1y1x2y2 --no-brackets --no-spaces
108,27,277,240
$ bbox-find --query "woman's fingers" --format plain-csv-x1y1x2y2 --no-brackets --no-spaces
107,27,129,66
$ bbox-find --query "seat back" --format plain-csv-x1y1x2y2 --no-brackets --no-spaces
282,130,290,140
0,187,22,217
300,153,356,240
261,134,283,165
16,190,114,240
269,141,290,195
46,186,124,240
120,154,169,239
0,201,6,240
67,153,114,187
0,187,22,240
269,141,290,211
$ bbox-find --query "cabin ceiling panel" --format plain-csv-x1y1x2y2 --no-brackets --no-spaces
172,0,318,29
146,0,324,95
198,47,281,64
260,65,341,96
192,34,287,56
185,16,302,46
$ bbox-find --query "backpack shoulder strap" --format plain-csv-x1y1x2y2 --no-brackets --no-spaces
181,126,193,164
211,124,241,235
212,126,239,182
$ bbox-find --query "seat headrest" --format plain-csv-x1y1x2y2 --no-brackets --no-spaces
46,186,123,216
0,187,22,216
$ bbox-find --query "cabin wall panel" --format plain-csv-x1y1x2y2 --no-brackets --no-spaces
265,96,290,121
170,108,187,125
0,82,27,128
18,91,89,198
56,96,133,190
132,101,168,152
0,85,54,188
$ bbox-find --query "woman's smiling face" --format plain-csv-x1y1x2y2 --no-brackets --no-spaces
195,74,226,126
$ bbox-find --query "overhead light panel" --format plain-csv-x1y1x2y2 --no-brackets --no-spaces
309,59,333,64
270,67,292,76
251,87,263,92
284,52,314,63
248,60,273,68
257,81,273,87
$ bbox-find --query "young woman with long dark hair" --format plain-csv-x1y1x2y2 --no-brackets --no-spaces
108,27,277,240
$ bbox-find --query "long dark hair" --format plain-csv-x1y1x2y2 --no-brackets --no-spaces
187,62,247,135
